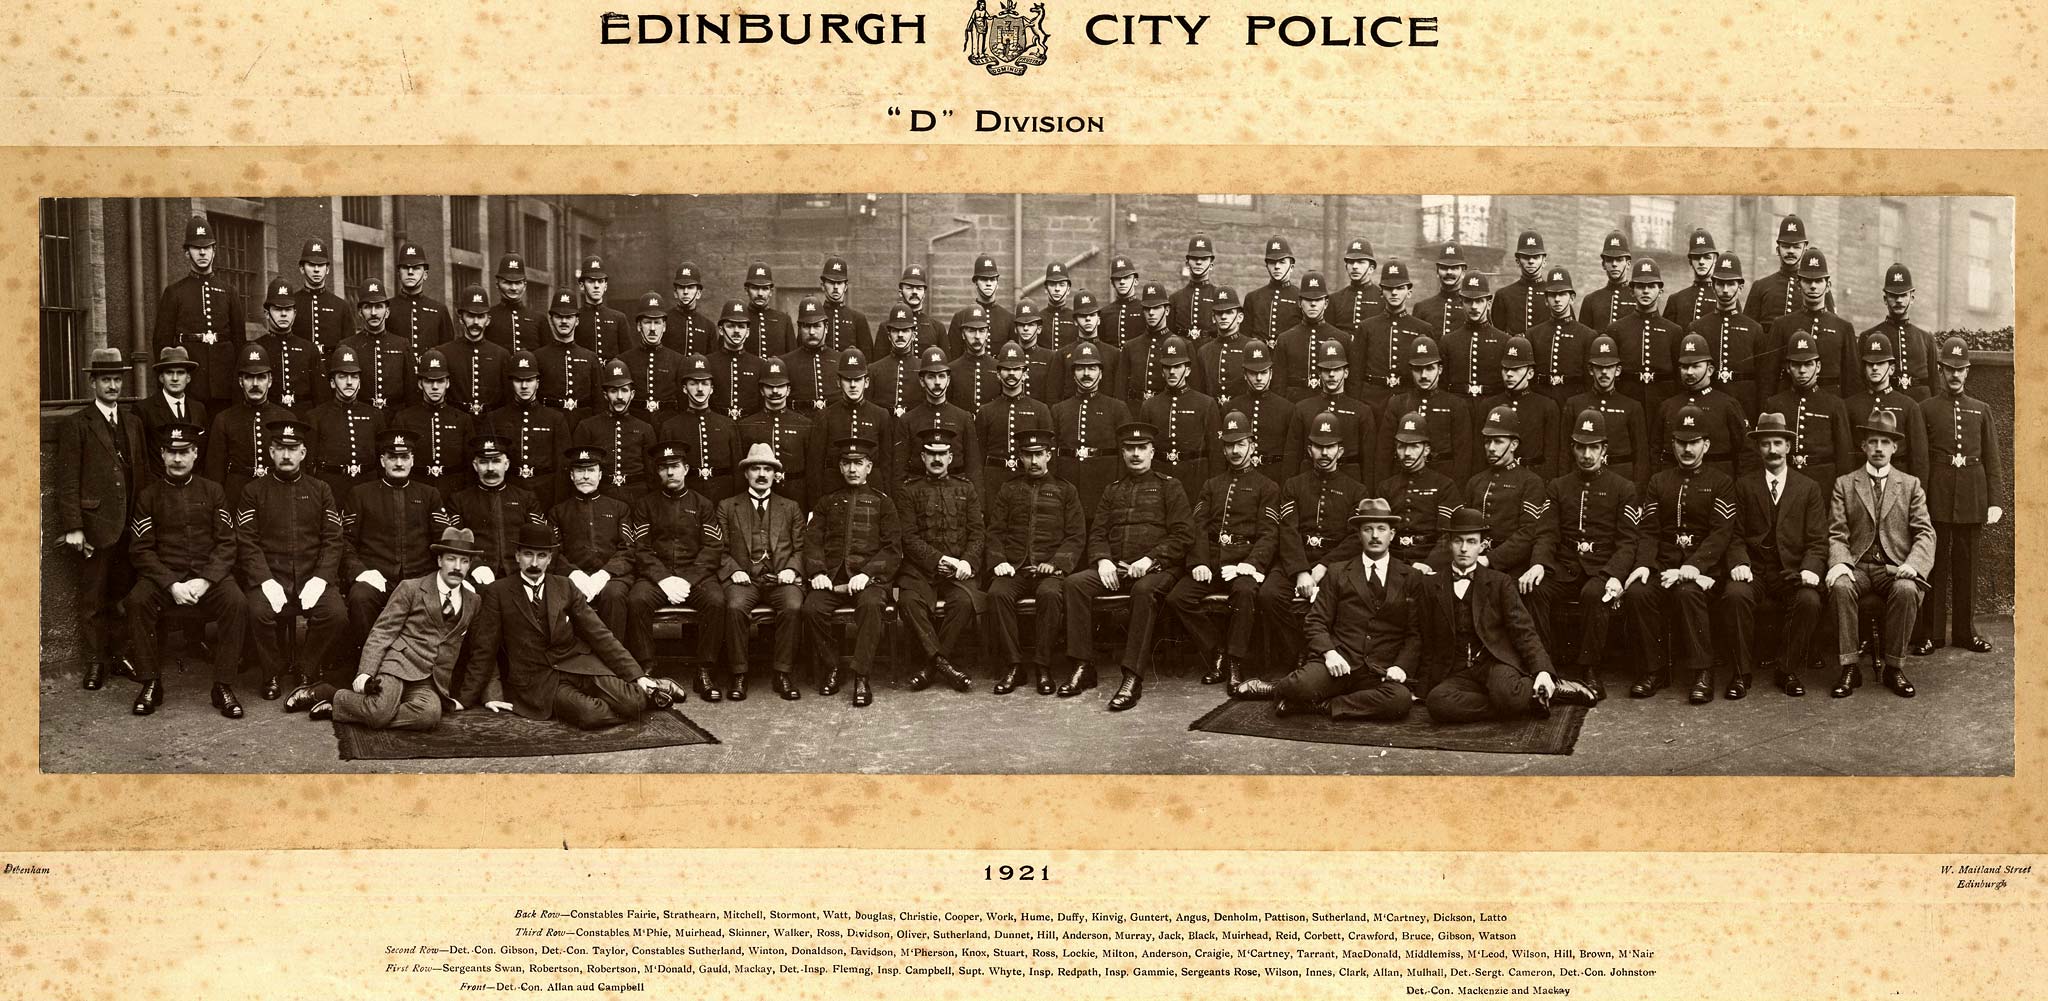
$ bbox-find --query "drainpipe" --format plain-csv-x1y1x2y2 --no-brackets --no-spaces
1937,199,1952,332
127,198,147,387
1013,194,1025,301
1107,194,1118,263
899,194,911,274
926,217,975,276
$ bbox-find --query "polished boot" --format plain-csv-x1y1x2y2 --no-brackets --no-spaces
1201,653,1226,685
773,673,801,701
307,698,334,721
1056,663,1097,698
933,658,973,692
131,678,163,716
211,683,245,720
1829,664,1863,698
1579,669,1607,704
1034,665,1055,696
1965,636,1995,653
1884,665,1917,698
261,673,288,701
695,665,722,703
1234,678,1276,700
283,678,323,712
647,676,688,707
1687,670,1714,704
1551,679,1599,707
818,663,844,697
82,661,106,691
1628,670,1667,698
1778,670,1806,697
1223,657,1246,696
992,664,1022,695
1106,671,1143,711
1909,639,1936,656
903,665,934,691
851,674,873,708
726,673,749,702
1724,672,1751,701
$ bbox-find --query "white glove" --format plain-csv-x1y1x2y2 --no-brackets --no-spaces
1385,666,1408,685
1411,561,1436,576
1988,506,2004,525
1193,565,1214,584
993,562,1016,577
472,565,497,587
299,577,327,607
1625,567,1651,589
1602,577,1624,603
776,568,798,585
1730,565,1753,583
1533,672,1556,700
589,569,611,591
952,560,974,579
355,569,387,593
1799,569,1821,587
352,673,372,694
848,573,870,592
568,569,591,592
810,574,833,591
729,571,752,585
659,576,691,604
261,579,287,613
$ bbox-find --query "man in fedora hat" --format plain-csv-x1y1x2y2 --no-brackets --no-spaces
1862,263,1936,402
460,522,684,729
1253,411,1371,675
574,255,630,365
1627,404,1738,703
1329,238,1387,342
490,349,572,510
250,275,321,412
735,357,813,504
1687,252,1764,417
305,344,386,504
306,526,483,729
339,278,413,413
1843,331,1930,480
984,427,1086,695
392,241,455,368
1052,340,1131,516
334,428,452,704
1530,409,1648,702
803,436,904,706
393,348,473,494
662,352,744,504
1353,261,1431,414
667,263,718,357
1825,408,1936,698
59,346,147,692
150,214,245,415
548,445,636,640
291,238,352,373
625,441,729,701
123,421,248,718
138,345,209,482
205,342,298,505
949,255,1013,360
485,253,541,356
1167,410,1285,695
816,256,874,356
1564,334,1649,487
233,419,348,702
1745,213,1835,332
894,427,985,694
1912,337,2005,656
716,442,808,700
1760,331,1855,485
1249,496,1423,717
781,297,844,414
1138,335,1221,501
536,289,603,424
1273,272,1345,402
1762,248,1854,399
573,358,657,499
1168,235,1221,343
1421,506,1585,722
446,433,542,589
1717,412,1829,699
1529,266,1593,412
618,290,686,416
444,284,512,419
1377,335,1475,484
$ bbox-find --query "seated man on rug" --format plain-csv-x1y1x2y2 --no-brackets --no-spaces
460,522,686,729
1420,506,1595,723
306,526,483,727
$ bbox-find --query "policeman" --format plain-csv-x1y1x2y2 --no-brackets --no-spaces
1038,262,1077,353
1912,337,2005,655
1445,273,1508,401
1461,407,1557,614
802,436,903,706
742,264,793,357
447,433,542,589
901,345,981,486
1745,213,1834,331
251,275,320,411
1689,253,1764,417
1533,410,1648,702
804,348,896,502
1060,421,1194,712
58,348,143,694
305,344,383,503
705,299,767,420
1760,331,1856,484
392,241,455,367
149,214,245,413
1103,254,1145,348
338,428,451,702
536,289,602,424
1328,238,1387,340
444,284,512,419
1230,339,1294,482
1530,267,1592,410
1244,236,1304,345
1565,335,1651,486
233,419,347,703
1168,411,1285,694
1254,497,1426,719
291,238,352,379
1580,230,1634,334
1614,258,1682,420
1193,287,1251,409
1863,263,1936,401
1250,411,1370,680
781,297,844,413
817,256,874,356
1138,335,1221,502
894,426,985,693
1353,260,1431,414
1844,331,1931,480
948,304,1003,413
124,422,249,718
1168,235,1219,342
892,263,948,352
1053,340,1132,515
573,358,657,499
984,427,1087,695
1120,281,1190,403
1480,336,1561,480
1762,248,1855,398
1286,340,1375,487
391,349,472,494
1274,271,1346,401
1494,230,1549,337
736,357,813,504
625,440,729,699
1411,242,1470,347
1627,404,1737,703
667,263,718,356
612,290,684,418
485,253,542,356
340,278,413,414
1005,303,1059,403
549,444,636,639
1378,409,1465,573
1059,291,1121,402
575,255,631,364
1377,336,1476,483
139,346,208,483
716,443,808,701
975,341,1055,502
869,306,924,419
488,350,571,510
1656,332,1751,479
1664,228,1721,331
205,342,299,504
948,254,1013,357
1716,413,1829,699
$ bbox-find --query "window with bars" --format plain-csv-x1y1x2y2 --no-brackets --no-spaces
1967,214,1995,312
1419,195,1492,247
209,213,264,325
1627,196,1678,252
343,240,383,304
1878,201,1906,270
451,263,483,303
450,196,482,252
40,199,82,400
1195,194,1256,209
341,196,381,228
522,214,550,270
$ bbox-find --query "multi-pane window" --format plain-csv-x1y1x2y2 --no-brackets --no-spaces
209,213,264,324
1196,194,1255,209
449,196,482,252
523,214,551,270
1628,196,1677,252
1420,195,1491,246
341,196,381,228
39,200,81,400
1878,201,1906,268
343,240,383,304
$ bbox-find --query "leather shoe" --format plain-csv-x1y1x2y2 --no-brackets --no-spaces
109,658,141,683
1106,672,1143,712
307,699,334,721
211,683,244,719
1687,671,1714,704
851,675,872,707
904,667,934,692
727,674,749,702
82,661,105,691
1909,639,1936,656
649,676,688,707
1273,696,1325,717
1778,671,1806,697
131,678,163,716
993,664,1022,695
1965,636,1995,653
1234,678,1276,700
696,667,722,703
1582,674,1607,703
1725,673,1751,701
283,681,323,713
1884,666,1917,698
773,673,800,701
1551,679,1598,707
1056,663,1097,698
261,674,286,701
1830,665,1863,698
1628,672,1666,698
934,659,973,692
819,664,844,697
1201,654,1226,685
1224,657,1246,693
1034,666,1055,696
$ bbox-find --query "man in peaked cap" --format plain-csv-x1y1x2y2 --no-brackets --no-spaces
1060,421,1194,712
1746,213,1835,331
1530,409,1650,702
1103,253,1145,349
1243,236,1304,345
446,433,541,590
1825,409,1936,698
736,356,814,504
716,441,808,701
1911,337,2005,656
308,526,485,729
893,426,985,694
149,214,245,415
1167,409,1286,694
58,347,146,694
340,278,414,413
1353,260,1433,414
802,436,903,706
205,342,299,505
444,284,512,418
333,428,453,709
1053,339,1132,516
1419,506,1577,723
548,444,638,643
1003,303,1059,402
1285,339,1376,488
704,299,767,420
1529,266,1593,412
1612,258,1683,422
1844,331,1931,480
1862,263,1935,402
1412,241,1471,347
1480,335,1561,480
1581,230,1635,334
1686,252,1764,417
948,254,1013,357
232,418,349,703
575,254,631,364
1377,335,1477,485
816,256,874,356
536,289,603,424
392,240,455,366
1137,334,1222,502
1194,286,1252,407
947,304,1003,413
667,262,719,357
487,349,572,510
1328,237,1387,340
1759,330,1856,485
902,345,982,486
292,237,353,381
138,345,211,482
392,349,474,494
1494,230,1549,338
123,420,249,719
1245,410,1371,683
1038,261,1078,354
305,343,385,505
983,426,1087,695
1444,272,1508,402
618,290,687,416
624,439,729,700
250,275,321,412
573,358,657,499
804,347,896,502
486,253,542,356
1565,334,1651,487
1273,271,1348,402
1715,412,1830,700
1626,403,1739,703
974,339,1055,502
1664,228,1722,331
1458,406,1558,624
1656,332,1752,480
1255,497,1425,718
892,262,948,353
1168,235,1220,343
1762,247,1856,399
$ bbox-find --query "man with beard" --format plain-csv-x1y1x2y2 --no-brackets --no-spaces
901,346,981,487
816,256,873,356
1286,340,1375,488
123,422,248,719
1580,230,1635,334
1053,341,1131,516
1377,336,1475,484
1825,410,1936,699
1480,336,1561,480
1059,421,1193,712
1038,262,1077,353
1377,409,1464,574
536,289,602,426
1745,213,1835,333
1862,264,1936,401
1843,332,1931,480
1444,273,1508,403
340,279,413,416
1168,235,1220,343
1911,337,2005,656
1242,412,1370,688
329,428,451,713
1059,291,1121,401
1353,260,1430,414
1138,335,1221,502
1411,242,1469,349
666,263,718,357
1664,228,1722,332
574,359,657,499
716,443,808,701
625,441,728,699
1530,409,1648,702
250,276,320,412
869,306,925,420
1762,248,1855,399
444,284,512,419
447,433,542,590
984,428,1086,695
391,242,455,370
1716,413,1829,700
290,238,351,389
1103,254,1144,349
1328,238,1387,342
1565,335,1650,487
305,345,383,504
58,348,145,695
893,427,984,694
485,253,542,356
548,445,637,641
575,255,631,365
308,526,483,728
1258,497,1424,720
893,263,947,353
948,254,1014,357
736,358,813,504
617,290,686,417
1759,331,1855,485
1493,231,1549,338
974,340,1054,503
206,343,299,504
1614,259,1682,422
1688,253,1764,417
1194,287,1252,410
1458,406,1558,648
803,348,895,501
1231,339,1294,483
948,304,1003,413
1005,303,1059,402
1626,405,1738,703
1529,267,1592,411
1655,333,1751,480
1273,271,1346,402
392,350,473,494
233,419,348,703
1122,281,1204,403
488,350,571,510
802,436,903,706
781,298,844,413
138,346,208,483
1244,237,1304,346
1420,507,1584,722
1167,410,1285,695
705,299,766,420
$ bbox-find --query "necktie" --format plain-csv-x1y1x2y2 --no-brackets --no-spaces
1770,475,1781,505
171,399,183,420
441,589,455,618
526,580,542,608
1366,563,1385,603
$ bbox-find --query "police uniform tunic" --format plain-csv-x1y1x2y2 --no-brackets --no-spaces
306,396,382,502
574,410,657,498
444,335,512,418
974,394,1054,503
448,481,542,580
983,471,1086,669
1274,322,1352,402
779,345,844,413
578,303,632,364
1530,315,1593,410
251,332,322,410
1285,392,1374,487
624,486,727,670
1256,468,1368,665
801,484,902,670
1764,307,1855,398
1138,385,1221,501
1119,330,1210,404
817,300,873,356
665,304,718,358
1196,333,1253,410
1052,390,1130,516
1039,301,1076,354
151,270,246,409
1761,383,1854,485
1690,308,1765,417
233,471,346,680
1236,386,1295,481
1580,279,1633,335
1613,311,1682,419
1168,279,1219,343
1627,463,1736,677
1063,468,1193,678
393,289,455,366
803,399,894,503
125,471,246,683
867,348,920,420
205,400,299,504
1057,338,1123,403
1495,275,1546,337
1862,318,1936,400
1478,387,1562,481
487,399,572,509
1664,278,1716,332
1412,289,1462,346
1353,310,1432,413
1102,293,1144,349
946,302,1011,359
1565,387,1651,486
1536,467,1646,668
1915,387,2004,646
1377,466,1462,569
535,338,603,421
1168,466,1285,662
1656,385,1751,478
1243,280,1303,346
486,299,541,356
291,287,352,377
1744,265,1835,332
1329,280,1387,340
618,342,686,416
1379,388,1476,483
895,472,987,663
1461,460,1556,578
341,478,451,648
1444,319,1509,400
392,402,475,493
339,331,414,413
948,349,1002,414
703,347,765,420
548,489,636,634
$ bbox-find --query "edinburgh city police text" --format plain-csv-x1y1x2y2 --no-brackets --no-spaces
598,13,1438,48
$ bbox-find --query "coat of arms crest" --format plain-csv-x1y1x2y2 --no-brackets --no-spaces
966,0,1048,76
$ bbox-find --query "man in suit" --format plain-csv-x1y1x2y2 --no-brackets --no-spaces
1826,409,1937,698
715,443,807,700
58,347,146,691
308,527,485,728
1716,413,1829,699
1260,497,1424,720
138,347,208,485
1420,506,1588,723
123,422,247,718
461,523,683,729
1912,337,2006,656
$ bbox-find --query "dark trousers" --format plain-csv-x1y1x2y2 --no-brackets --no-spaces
1534,574,1643,673
725,581,804,673
332,675,442,730
897,576,982,663
1064,569,1171,676
346,580,399,662
1832,561,1924,668
624,578,727,669
1425,657,1538,723
1517,570,1555,653
126,577,247,682
1272,656,1414,721
984,574,1064,668
1254,575,1313,668
549,672,648,730
800,586,889,673
1166,574,1261,660
1626,578,1713,676
1915,521,1980,646
1717,572,1822,676
248,584,347,682
75,544,133,665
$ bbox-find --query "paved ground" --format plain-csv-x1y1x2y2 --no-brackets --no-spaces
39,617,2012,776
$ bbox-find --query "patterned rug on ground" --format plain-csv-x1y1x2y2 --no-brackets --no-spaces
334,707,719,761
1188,700,1589,755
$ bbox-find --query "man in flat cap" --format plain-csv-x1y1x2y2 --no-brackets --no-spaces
485,253,542,356
124,421,248,718
575,254,631,365
984,427,1086,695
536,289,603,425
149,215,243,416
307,526,483,729
444,284,512,420
58,348,146,694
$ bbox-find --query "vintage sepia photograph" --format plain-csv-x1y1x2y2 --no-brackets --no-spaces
37,192,2015,776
